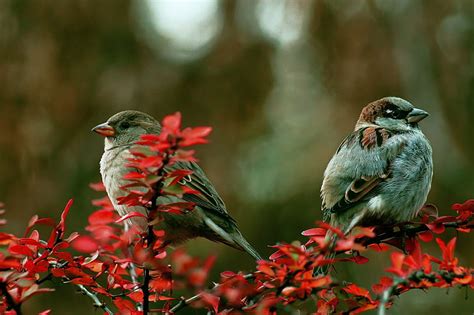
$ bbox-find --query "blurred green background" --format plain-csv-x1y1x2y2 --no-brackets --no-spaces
1,0,473,313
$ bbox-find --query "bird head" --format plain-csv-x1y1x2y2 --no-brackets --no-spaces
356,97,429,132
92,110,161,149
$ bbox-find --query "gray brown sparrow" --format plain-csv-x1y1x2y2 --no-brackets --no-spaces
321,97,433,233
92,110,262,260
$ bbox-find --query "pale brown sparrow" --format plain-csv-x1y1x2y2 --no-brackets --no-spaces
92,110,262,260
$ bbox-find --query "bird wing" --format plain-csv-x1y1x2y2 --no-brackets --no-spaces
169,161,237,224
168,162,263,258
327,173,390,215
322,127,394,219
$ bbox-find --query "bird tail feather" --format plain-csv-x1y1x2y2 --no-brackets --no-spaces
231,232,263,261
203,215,262,260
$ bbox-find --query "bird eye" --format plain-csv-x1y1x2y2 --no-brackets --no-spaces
384,108,406,120
120,121,130,129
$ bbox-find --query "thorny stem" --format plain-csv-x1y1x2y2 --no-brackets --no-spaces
0,281,22,315
36,261,69,285
142,147,174,314
76,284,114,315
377,270,474,315
168,274,256,314
124,221,142,311
142,268,151,314
360,221,474,248
48,261,113,314
169,220,473,314
377,277,405,315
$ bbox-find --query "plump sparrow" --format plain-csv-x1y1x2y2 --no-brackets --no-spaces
92,110,262,260
321,97,433,233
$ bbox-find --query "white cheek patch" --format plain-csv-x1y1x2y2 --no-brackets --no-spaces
368,196,384,211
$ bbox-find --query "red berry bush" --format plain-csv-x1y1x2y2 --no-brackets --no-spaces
1,113,473,314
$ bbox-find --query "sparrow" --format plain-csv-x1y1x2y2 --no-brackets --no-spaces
92,110,262,260
314,97,433,275
321,97,433,233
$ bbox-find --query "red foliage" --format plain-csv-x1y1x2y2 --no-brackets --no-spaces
1,113,473,314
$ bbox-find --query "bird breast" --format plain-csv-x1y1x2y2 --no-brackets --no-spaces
100,147,148,230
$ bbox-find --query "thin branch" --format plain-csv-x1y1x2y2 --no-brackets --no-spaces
51,262,113,315
168,273,255,314
76,284,114,315
36,261,69,285
142,147,173,314
377,278,405,315
142,268,151,314
124,221,142,311
35,259,114,314
377,270,474,315
360,221,474,248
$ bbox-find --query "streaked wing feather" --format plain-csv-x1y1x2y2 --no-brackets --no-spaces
329,173,389,214
325,127,393,215
169,161,236,223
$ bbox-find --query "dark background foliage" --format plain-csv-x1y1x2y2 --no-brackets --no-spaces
0,0,473,313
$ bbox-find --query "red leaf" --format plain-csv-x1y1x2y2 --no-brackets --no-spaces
9,245,35,257
20,285,55,303
220,271,237,278
0,257,21,269
158,202,195,214
368,243,390,252
179,138,209,147
427,222,445,234
116,191,147,207
127,291,143,302
335,238,354,251
123,172,145,180
372,276,393,294
162,112,182,134
113,298,136,311
436,237,457,264
115,212,147,223
58,199,74,236
350,255,369,264
138,156,163,168
139,134,161,142
88,209,116,225
35,218,57,226
0,232,14,242
181,126,212,139
343,284,371,299
269,249,285,260
301,228,327,237
200,292,219,313
172,149,197,163
25,216,55,236
257,263,275,277
418,230,433,242
456,227,471,233
180,127,212,147
317,221,344,238
306,276,332,288
386,252,406,277
71,235,99,253
19,238,46,248
89,182,106,192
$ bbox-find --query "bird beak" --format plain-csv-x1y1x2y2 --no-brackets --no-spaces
407,108,429,123
92,122,115,137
